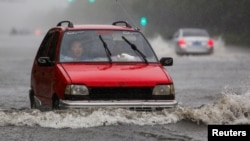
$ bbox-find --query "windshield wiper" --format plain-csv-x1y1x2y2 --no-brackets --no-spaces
121,36,148,64
99,35,112,63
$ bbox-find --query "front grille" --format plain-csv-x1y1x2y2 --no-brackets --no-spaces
64,87,175,100
89,87,152,100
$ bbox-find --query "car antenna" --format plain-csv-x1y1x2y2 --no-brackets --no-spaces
115,0,140,30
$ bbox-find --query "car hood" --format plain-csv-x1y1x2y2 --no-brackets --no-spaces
60,63,172,87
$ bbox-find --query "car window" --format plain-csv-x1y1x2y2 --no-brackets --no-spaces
48,31,60,62
37,30,54,58
182,29,209,37
59,30,158,63
37,30,60,60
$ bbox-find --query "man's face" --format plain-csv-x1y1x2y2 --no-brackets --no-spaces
70,41,83,58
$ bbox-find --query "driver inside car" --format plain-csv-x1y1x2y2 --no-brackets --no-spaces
61,39,88,61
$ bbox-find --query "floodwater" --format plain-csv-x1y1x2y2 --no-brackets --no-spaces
0,34,250,141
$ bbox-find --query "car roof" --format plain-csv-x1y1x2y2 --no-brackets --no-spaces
66,25,136,31
54,21,139,31
180,28,208,32
178,28,209,36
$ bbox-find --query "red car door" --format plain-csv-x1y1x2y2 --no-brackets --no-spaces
32,30,60,106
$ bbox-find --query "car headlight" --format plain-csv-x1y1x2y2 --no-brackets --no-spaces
152,84,175,95
65,85,89,95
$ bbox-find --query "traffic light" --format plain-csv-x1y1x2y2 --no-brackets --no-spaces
140,17,148,26
67,0,74,3
88,0,96,3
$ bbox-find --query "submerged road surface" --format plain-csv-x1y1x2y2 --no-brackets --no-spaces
0,35,250,141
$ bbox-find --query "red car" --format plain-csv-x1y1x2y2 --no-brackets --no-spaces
29,21,177,111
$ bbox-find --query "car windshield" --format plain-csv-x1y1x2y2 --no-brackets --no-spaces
182,29,209,37
59,30,158,63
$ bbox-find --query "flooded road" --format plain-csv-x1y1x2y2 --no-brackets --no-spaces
0,35,250,141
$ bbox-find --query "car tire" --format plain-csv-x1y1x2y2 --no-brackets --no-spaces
29,89,37,109
52,94,60,110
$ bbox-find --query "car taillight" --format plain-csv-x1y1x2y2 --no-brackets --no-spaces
178,39,186,47
207,39,214,48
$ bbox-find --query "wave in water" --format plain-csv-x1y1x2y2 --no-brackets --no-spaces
181,90,250,125
0,90,250,129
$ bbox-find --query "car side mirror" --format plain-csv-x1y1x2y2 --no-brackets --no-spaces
37,57,53,66
160,57,173,66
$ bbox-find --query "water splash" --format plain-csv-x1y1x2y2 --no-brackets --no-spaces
180,90,250,125
1,89,250,129
0,108,180,128
148,35,176,59
148,35,236,60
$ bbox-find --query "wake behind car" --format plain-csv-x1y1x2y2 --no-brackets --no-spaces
170,28,214,55
29,20,177,111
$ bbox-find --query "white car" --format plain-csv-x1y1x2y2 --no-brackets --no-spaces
170,28,214,55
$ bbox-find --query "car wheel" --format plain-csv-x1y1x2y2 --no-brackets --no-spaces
52,94,60,110
29,89,37,109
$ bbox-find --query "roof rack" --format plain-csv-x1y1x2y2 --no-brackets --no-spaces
57,21,74,28
112,21,132,28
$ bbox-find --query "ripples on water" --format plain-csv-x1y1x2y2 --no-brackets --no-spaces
1,89,250,129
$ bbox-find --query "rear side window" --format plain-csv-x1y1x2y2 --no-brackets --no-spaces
36,30,60,62
48,32,60,61
37,31,54,58
182,29,209,37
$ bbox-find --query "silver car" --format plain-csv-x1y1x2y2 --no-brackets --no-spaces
170,28,214,55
